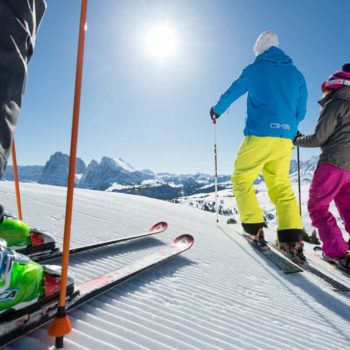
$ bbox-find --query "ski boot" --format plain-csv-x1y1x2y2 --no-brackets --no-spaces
0,239,74,316
295,241,307,264
242,223,267,246
0,238,45,312
278,241,295,258
322,251,350,271
338,252,350,271
278,240,307,264
0,217,31,248
245,228,267,247
0,216,58,260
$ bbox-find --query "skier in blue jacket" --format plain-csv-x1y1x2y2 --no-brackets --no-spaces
210,31,308,258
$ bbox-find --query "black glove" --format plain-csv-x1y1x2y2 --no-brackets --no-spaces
293,130,304,144
210,106,221,120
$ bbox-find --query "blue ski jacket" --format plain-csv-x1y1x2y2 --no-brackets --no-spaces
213,46,307,139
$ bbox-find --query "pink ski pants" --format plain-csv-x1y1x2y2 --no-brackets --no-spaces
308,162,350,259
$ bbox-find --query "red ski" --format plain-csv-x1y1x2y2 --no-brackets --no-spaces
18,221,168,262
0,234,194,347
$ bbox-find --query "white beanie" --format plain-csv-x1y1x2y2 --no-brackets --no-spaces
253,30,279,56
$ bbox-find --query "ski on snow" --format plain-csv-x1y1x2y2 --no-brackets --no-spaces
226,225,349,290
269,243,350,292
222,226,349,291
0,234,194,347
17,221,168,262
238,231,303,274
220,225,302,274
313,246,350,275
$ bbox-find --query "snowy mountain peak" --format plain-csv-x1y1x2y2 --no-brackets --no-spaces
100,157,134,172
38,151,86,186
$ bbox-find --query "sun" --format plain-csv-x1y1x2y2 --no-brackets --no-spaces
144,24,178,60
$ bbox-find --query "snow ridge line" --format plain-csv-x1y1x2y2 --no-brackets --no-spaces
155,278,341,348
103,261,341,349
64,324,125,350
107,287,304,350
83,297,226,350
71,308,175,350
210,226,350,347
95,293,241,350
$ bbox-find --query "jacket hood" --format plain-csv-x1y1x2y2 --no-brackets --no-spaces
319,86,350,106
255,46,293,66
333,86,350,101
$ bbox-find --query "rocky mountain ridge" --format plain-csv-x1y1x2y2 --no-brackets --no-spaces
3,151,320,200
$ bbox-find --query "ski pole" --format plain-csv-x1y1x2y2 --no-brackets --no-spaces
297,146,302,217
48,0,88,348
213,117,219,223
11,139,23,221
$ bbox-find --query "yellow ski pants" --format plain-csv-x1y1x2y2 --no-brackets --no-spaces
231,136,302,230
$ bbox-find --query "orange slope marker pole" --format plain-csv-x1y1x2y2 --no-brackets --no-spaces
11,139,23,221
48,0,88,348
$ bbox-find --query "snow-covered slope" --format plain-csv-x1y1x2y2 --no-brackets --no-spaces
175,177,347,242
1,181,349,350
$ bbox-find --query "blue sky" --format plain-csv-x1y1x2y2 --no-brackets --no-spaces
14,0,350,174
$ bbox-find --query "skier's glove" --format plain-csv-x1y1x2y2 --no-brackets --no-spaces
293,130,304,144
210,107,221,120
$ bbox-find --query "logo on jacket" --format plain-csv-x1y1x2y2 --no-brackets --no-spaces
270,123,291,130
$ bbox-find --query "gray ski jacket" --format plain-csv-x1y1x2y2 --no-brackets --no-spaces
294,86,350,171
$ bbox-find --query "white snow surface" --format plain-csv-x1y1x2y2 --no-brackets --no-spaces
0,181,349,350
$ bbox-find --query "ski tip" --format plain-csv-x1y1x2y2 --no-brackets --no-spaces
149,221,168,233
173,234,194,247
29,230,56,245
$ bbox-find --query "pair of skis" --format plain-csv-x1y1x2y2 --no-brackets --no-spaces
228,226,350,292
0,222,194,347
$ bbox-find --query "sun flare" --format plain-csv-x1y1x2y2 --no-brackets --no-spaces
144,24,178,60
